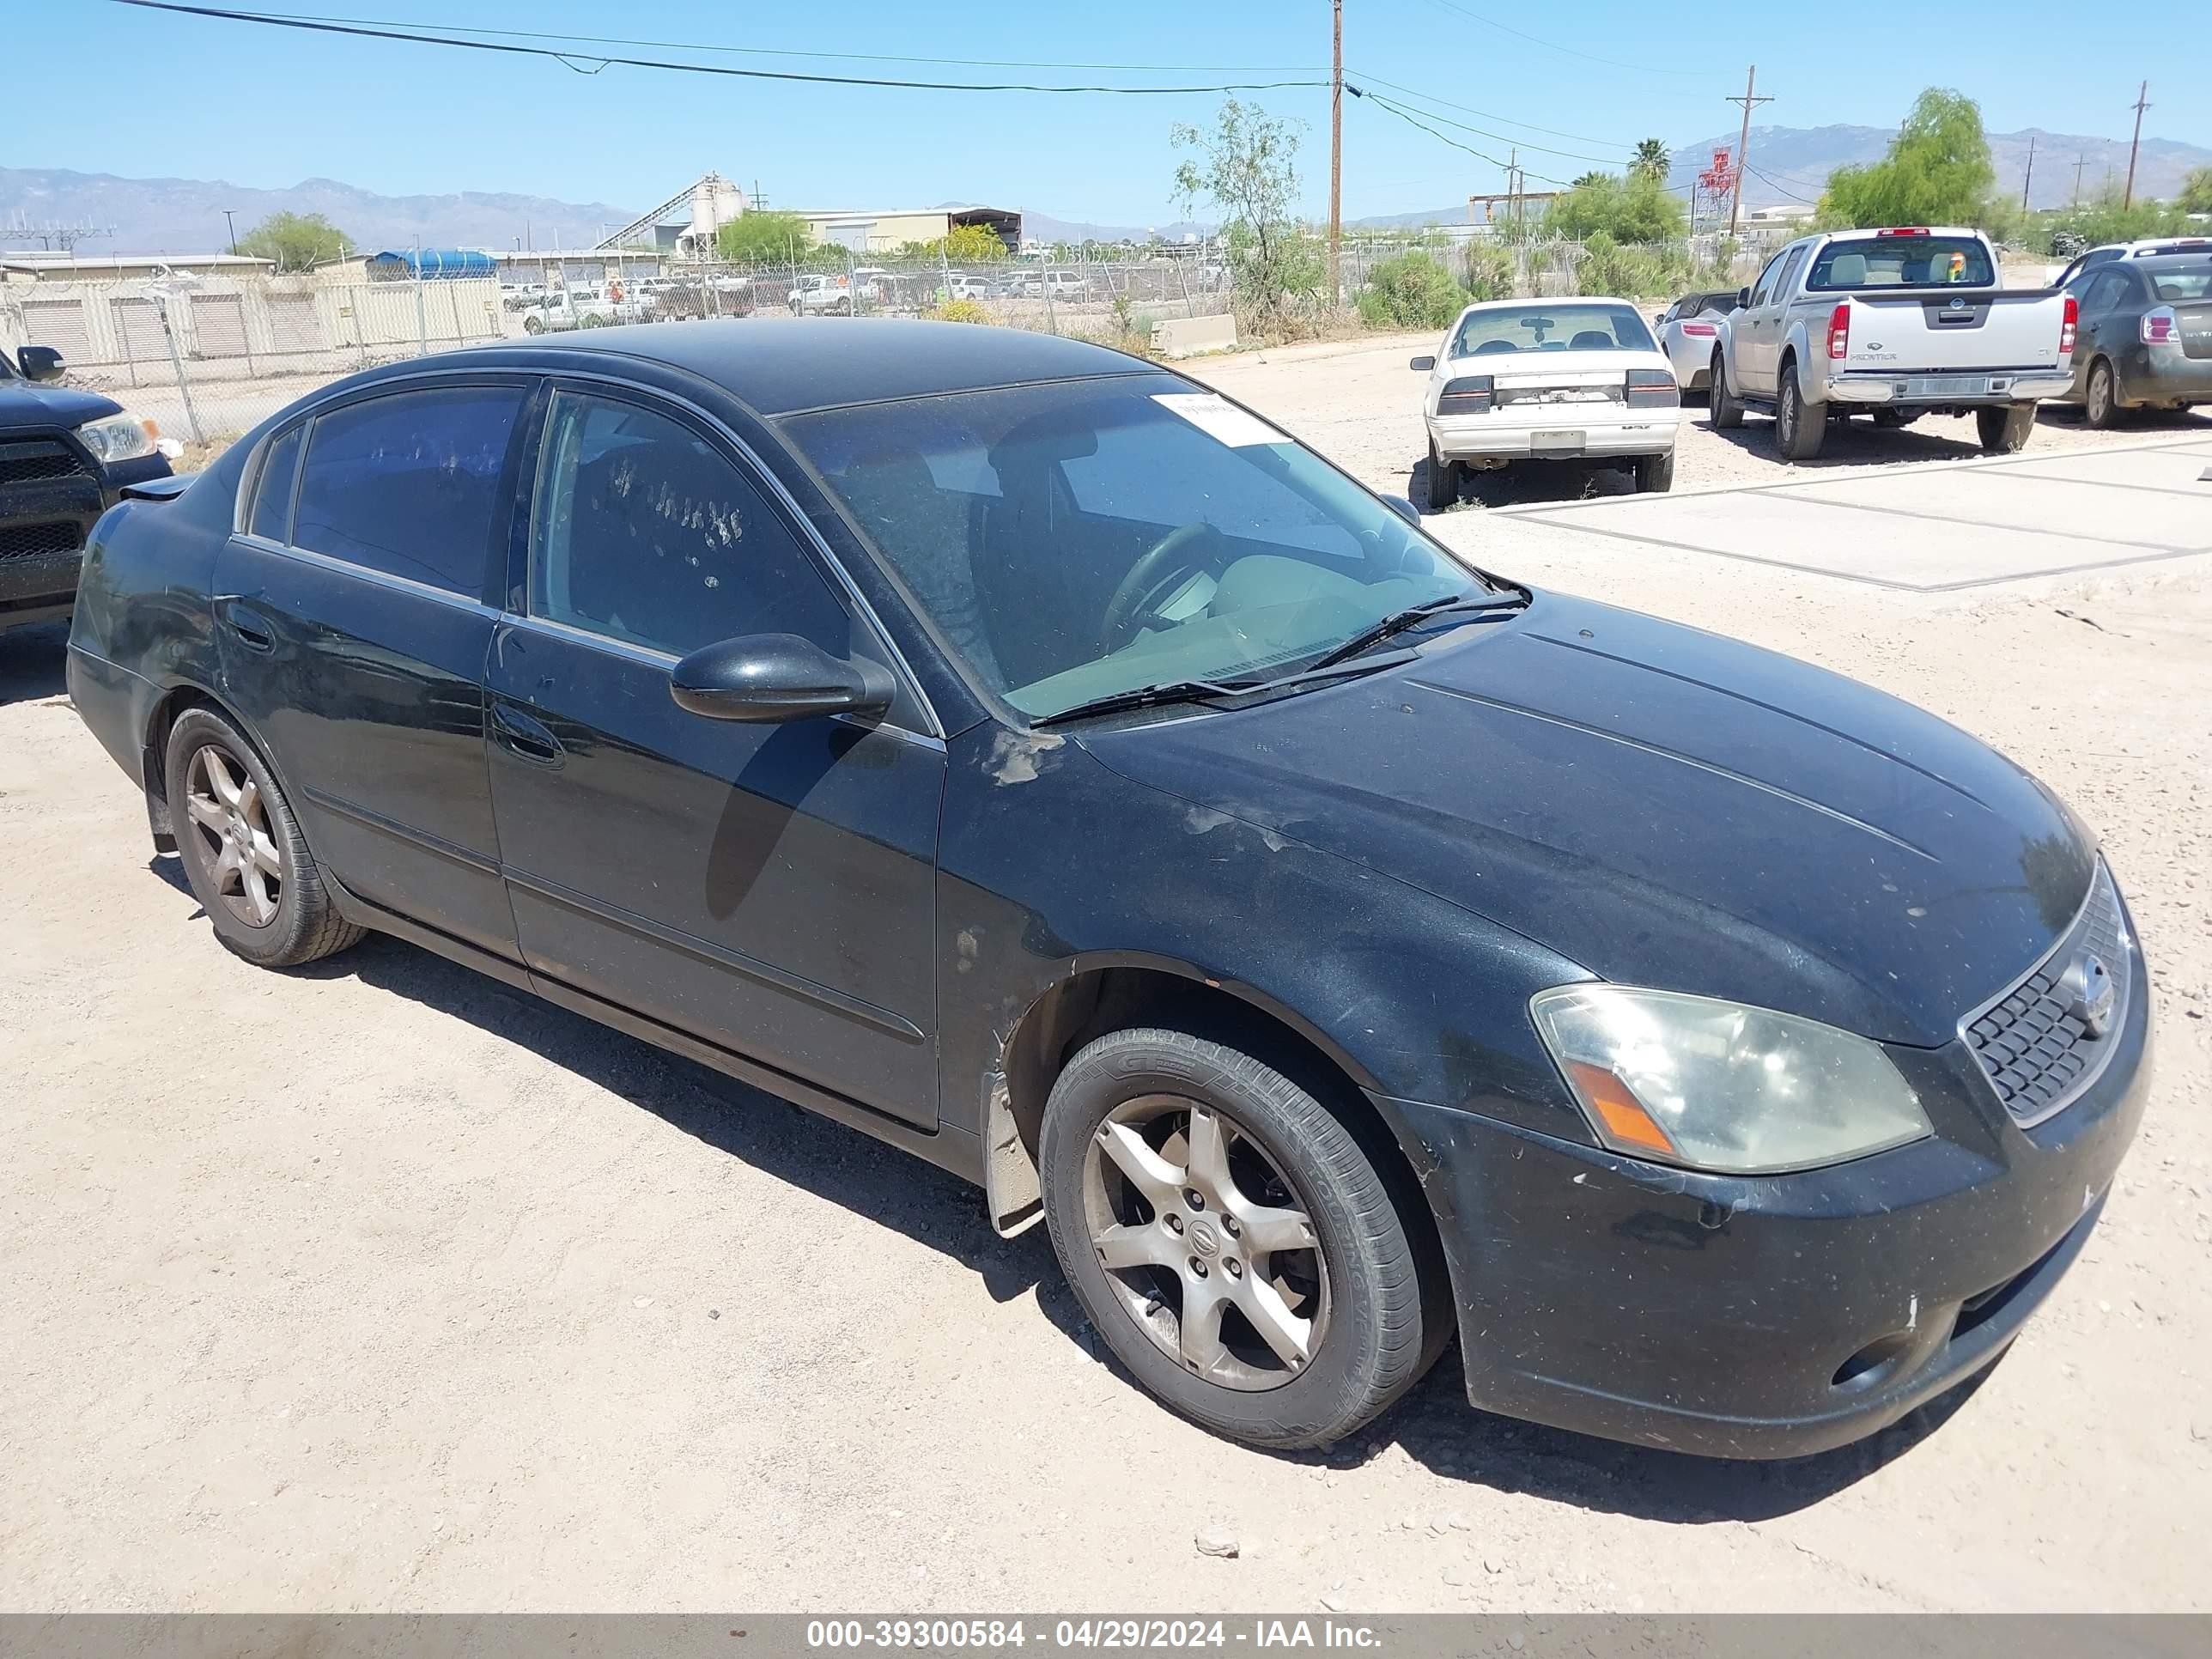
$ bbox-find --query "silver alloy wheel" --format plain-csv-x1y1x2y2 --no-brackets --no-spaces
2087,362,2114,425
184,744,283,927
1081,1093,1329,1391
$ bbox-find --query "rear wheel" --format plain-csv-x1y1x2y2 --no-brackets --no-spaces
2083,358,2124,429
1041,1029,1434,1449
1709,347,1745,428
1424,438,1463,510
1632,448,1675,492
1774,362,1826,461
1977,402,2037,454
164,708,363,969
522,314,545,335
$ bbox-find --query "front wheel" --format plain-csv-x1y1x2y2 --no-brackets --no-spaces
1632,448,1675,492
1709,347,1745,428
1977,402,2037,454
522,314,546,335
1040,1030,1435,1449
1774,365,1826,461
164,708,364,969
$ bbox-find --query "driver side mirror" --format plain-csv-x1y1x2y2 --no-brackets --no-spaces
670,633,895,725
1735,287,1752,310
17,345,65,382
1407,355,1436,372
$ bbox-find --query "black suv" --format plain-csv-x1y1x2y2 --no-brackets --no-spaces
1,344,172,635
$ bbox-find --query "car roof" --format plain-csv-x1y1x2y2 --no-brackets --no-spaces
457,318,1152,416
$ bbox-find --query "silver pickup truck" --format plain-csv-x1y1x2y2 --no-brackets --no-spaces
1711,226,2075,459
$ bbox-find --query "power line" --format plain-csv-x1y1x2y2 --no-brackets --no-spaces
1745,163,1816,206
101,0,1332,93
1414,0,1712,80
123,2,1330,73
1342,82,1630,166
1357,90,1577,187
1346,71,1638,149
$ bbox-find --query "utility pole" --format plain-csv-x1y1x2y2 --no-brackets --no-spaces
2123,81,2150,208
222,209,237,255
1724,65,1772,239
1328,0,1343,309
2072,153,2089,206
2020,137,2036,212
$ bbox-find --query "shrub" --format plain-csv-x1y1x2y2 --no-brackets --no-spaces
923,299,990,325
1357,251,1468,329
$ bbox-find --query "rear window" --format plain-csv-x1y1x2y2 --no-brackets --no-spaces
293,386,523,596
1807,235,1994,290
1450,304,1657,356
2143,259,2212,301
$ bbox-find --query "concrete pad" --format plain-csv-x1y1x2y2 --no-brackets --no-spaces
1994,443,2212,494
1784,467,2212,550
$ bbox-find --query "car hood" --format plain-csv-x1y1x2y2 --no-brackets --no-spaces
0,380,123,434
1079,590,2095,1048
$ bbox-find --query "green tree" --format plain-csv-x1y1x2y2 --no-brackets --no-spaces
903,223,1010,264
1545,173,1686,242
1817,88,1996,228
235,211,351,272
2179,166,2212,215
715,209,815,264
1172,97,1321,336
1632,138,1670,184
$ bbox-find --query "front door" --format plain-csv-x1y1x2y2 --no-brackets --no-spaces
485,386,944,1126
213,380,528,956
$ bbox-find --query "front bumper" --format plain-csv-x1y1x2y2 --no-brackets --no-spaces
1430,410,1680,463
1826,370,2074,406
1383,931,2153,1459
0,450,168,632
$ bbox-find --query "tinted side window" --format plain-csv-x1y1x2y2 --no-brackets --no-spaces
1771,246,1808,299
2082,270,2128,312
294,386,524,595
1749,252,1786,307
248,426,302,542
529,391,849,659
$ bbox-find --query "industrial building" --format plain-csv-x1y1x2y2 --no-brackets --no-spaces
591,173,1021,258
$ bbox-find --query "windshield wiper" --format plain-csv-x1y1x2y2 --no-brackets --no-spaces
1030,650,1426,729
1303,590,1529,673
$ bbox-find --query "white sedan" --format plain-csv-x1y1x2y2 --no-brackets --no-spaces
1413,297,1683,507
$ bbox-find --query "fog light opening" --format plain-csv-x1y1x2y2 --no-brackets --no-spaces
1832,1332,1916,1394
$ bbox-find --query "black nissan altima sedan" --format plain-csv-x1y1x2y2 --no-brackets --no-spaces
65,319,2150,1456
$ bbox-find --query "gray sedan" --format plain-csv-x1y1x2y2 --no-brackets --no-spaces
2058,254,2212,426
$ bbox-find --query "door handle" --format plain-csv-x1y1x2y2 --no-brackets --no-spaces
216,597,274,653
491,701,562,765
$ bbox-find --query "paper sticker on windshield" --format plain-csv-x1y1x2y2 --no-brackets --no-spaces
1152,392,1286,448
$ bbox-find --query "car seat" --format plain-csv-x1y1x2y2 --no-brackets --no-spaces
1570,330,1615,349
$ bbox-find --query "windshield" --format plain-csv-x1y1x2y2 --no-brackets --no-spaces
1807,234,1994,289
1449,303,1656,356
780,374,1496,721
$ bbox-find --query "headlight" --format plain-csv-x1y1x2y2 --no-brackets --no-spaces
1530,984,1930,1175
74,412,159,465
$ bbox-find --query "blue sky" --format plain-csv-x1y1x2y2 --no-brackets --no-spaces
19,0,2210,225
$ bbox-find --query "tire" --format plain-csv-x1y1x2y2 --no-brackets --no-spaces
1709,347,1745,428
1774,361,1826,461
522,314,545,335
164,707,364,969
1424,438,1462,510
1632,448,1675,492
1977,402,2037,454
1040,1029,1434,1449
2083,358,2124,429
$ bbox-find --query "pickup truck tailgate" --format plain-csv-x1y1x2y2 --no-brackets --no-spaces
1833,289,2068,374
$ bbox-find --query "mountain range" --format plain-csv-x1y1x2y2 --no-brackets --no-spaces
5,120,2207,256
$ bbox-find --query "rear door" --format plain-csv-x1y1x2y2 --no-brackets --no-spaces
214,378,531,957
484,384,945,1126
2073,267,2141,387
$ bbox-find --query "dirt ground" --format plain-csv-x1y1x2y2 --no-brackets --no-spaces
3,340,2208,1614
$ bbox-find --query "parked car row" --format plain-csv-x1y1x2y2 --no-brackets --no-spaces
58,316,2151,1461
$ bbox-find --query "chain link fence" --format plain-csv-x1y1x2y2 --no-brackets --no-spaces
1,232,1773,464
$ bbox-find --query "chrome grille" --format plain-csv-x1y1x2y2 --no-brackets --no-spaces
1962,862,2129,1127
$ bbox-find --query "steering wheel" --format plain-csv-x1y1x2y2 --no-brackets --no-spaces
1099,523,1221,653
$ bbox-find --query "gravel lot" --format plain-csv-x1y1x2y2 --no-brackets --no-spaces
3,336,2208,1614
